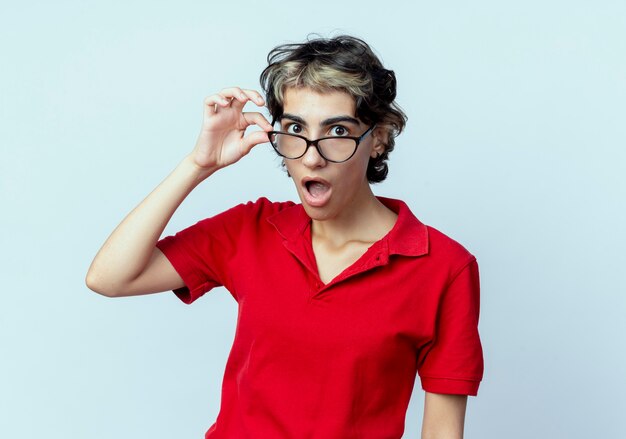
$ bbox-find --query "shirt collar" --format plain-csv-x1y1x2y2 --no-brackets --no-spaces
266,196,429,258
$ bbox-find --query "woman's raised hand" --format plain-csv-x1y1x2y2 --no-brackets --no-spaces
191,87,274,170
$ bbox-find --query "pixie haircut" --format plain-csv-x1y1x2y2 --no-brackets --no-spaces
259,35,407,183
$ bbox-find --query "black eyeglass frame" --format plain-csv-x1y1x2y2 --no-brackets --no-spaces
267,125,376,163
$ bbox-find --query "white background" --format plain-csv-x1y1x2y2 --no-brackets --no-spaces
1,1,625,437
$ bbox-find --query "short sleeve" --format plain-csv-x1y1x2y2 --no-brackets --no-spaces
418,257,484,396
155,200,258,305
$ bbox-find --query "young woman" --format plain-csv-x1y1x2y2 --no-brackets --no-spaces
86,35,483,439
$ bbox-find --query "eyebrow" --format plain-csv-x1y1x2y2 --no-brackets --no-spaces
280,113,361,127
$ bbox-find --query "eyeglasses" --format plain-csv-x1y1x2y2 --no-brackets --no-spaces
267,125,376,163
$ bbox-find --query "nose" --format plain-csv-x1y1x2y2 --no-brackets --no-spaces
301,143,327,168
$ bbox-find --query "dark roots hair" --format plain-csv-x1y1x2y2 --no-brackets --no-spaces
259,35,407,183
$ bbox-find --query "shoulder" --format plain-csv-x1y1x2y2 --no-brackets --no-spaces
426,224,475,260
212,197,297,221
182,198,297,235
425,223,477,276
241,197,297,216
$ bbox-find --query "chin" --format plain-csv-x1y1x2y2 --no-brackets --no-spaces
299,197,337,221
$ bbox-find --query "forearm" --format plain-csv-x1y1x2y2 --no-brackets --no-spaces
421,393,467,439
421,428,464,439
86,154,216,292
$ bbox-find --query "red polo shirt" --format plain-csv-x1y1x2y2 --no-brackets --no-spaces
156,196,483,439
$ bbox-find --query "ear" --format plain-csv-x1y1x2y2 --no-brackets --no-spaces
370,126,387,158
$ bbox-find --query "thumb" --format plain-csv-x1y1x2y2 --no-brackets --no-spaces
240,130,271,155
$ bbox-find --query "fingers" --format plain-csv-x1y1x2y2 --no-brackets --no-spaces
242,111,273,131
240,130,272,155
220,87,265,106
203,94,231,112
238,112,273,155
203,88,266,116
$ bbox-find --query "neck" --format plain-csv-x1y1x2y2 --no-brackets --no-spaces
311,187,397,247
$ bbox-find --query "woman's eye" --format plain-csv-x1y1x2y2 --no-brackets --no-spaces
331,125,349,136
286,124,302,134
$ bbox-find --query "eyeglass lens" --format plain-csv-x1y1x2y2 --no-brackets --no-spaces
270,134,357,162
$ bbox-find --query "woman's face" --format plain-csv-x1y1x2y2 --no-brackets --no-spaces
278,86,383,222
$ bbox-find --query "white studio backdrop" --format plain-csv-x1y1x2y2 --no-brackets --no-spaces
1,1,625,438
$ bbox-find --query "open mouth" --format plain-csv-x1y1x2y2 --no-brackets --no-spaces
305,180,330,197
302,177,332,207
